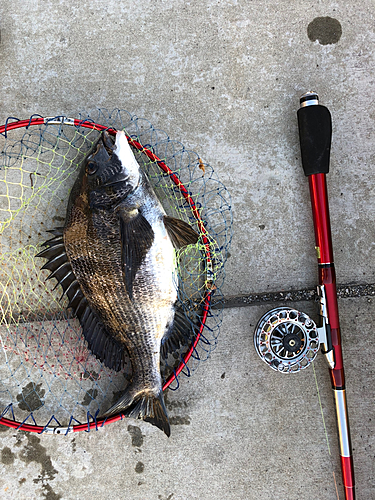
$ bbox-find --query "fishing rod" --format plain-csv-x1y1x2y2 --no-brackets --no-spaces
253,92,355,499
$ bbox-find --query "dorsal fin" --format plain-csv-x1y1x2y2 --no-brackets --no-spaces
36,228,128,371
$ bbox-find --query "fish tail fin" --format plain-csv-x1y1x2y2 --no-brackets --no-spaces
104,389,170,437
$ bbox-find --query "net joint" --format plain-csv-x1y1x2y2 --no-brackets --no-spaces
43,426,74,435
44,116,75,126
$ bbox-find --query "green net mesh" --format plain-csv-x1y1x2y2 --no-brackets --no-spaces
0,110,232,431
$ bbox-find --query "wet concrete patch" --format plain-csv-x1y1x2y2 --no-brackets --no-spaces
1,446,15,465
81,388,98,406
135,461,144,473
128,425,144,447
307,17,342,45
19,434,61,499
169,415,190,425
16,382,45,412
164,393,191,425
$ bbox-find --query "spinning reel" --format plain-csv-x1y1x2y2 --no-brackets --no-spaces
253,285,333,373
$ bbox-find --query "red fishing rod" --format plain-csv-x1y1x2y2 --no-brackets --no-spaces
297,91,354,499
253,92,354,499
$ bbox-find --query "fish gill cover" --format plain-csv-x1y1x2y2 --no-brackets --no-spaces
0,109,232,432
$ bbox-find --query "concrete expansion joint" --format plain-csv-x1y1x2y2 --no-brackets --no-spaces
214,283,375,309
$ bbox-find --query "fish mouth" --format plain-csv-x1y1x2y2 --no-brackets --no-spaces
102,130,116,155
87,131,129,187
87,130,140,193
90,131,116,160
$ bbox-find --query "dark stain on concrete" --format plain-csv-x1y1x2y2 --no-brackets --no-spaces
164,392,188,411
81,370,99,381
128,425,144,447
170,415,190,425
17,382,45,411
14,434,23,447
19,477,26,485
19,434,61,499
71,438,76,453
0,424,10,432
42,483,62,500
221,372,226,379
164,393,190,425
81,388,98,406
135,461,144,473
52,215,65,222
1,446,15,465
110,389,124,407
307,17,342,45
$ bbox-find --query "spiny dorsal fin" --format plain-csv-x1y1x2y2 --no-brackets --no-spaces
36,230,74,297
163,216,199,249
37,228,128,371
119,210,154,300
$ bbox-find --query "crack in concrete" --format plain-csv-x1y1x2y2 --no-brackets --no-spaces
213,283,375,309
5,284,375,322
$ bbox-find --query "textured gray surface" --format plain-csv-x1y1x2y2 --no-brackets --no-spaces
0,1,374,499
0,301,374,500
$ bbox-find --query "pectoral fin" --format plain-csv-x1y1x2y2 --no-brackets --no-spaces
119,210,154,299
163,216,199,249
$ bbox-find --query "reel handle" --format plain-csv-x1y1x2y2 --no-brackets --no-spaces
297,92,332,176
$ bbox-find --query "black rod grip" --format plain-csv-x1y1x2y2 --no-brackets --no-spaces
297,99,332,176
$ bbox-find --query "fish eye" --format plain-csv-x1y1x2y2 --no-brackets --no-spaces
86,161,98,175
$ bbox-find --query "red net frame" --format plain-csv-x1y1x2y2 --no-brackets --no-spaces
0,115,220,434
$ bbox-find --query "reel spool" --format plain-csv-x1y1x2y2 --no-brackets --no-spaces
253,307,321,373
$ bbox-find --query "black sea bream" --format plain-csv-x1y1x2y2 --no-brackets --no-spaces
37,130,198,436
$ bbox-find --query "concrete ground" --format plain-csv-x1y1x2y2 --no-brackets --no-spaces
0,1,375,499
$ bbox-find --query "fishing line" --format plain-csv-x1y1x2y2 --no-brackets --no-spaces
0,110,232,433
312,362,332,456
312,363,341,500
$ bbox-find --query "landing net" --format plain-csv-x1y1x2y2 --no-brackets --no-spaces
0,110,232,433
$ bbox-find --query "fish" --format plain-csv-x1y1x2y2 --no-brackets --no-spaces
36,129,199,436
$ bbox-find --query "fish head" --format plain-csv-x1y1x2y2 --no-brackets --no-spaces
85,130,141,209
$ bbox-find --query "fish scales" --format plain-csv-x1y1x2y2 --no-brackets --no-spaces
65,165,175,390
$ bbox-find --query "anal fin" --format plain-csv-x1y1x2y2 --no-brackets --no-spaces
161,305,198,361
73,299,127,372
